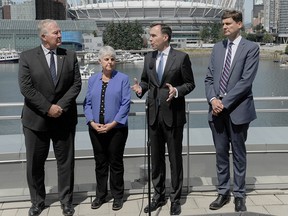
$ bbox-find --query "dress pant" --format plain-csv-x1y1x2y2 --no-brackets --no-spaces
89,127,128,199
23,126,75,206
149,111,184,202
209,113,249,198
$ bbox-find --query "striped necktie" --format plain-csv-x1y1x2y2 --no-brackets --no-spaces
49,51,57,85
219,42,233,95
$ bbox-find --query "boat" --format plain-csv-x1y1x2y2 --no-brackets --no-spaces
84,52,98,64
280,62,288,68
80,64,95,80
0,49,20,63
124,53,144,63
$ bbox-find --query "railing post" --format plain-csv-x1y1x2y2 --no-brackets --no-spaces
186,102,190,193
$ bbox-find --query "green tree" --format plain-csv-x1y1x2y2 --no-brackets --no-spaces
246,33,257,42
262,33,274,43
102,21,144,50
199,22,223,43
285,45,288,55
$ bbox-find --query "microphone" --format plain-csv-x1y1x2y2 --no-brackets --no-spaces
149,61,154,70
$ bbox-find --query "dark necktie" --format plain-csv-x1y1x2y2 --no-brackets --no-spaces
157,52,164,81
49,51,57,85
219,42,233,95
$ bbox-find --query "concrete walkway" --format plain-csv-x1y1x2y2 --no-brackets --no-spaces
1,176,288,216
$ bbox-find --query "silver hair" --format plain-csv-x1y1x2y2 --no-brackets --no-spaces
98,46,116,60
37,19,58,38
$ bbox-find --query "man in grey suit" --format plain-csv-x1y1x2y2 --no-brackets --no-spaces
131,23,195,215
18,19,81,216
204,10,259,212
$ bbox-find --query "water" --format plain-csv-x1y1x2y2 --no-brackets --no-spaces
1,56,288,135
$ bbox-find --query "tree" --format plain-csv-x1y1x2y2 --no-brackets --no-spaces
102,21,144,50
199,22,223,43
262,33,274,43
285,45,288,55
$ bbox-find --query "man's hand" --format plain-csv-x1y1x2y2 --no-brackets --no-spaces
131,78,142,95
47,104,63,118
166,83,176,101
211,99,224,115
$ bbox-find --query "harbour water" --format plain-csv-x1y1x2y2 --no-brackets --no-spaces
1,56,288,136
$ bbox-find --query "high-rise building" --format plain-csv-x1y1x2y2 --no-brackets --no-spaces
35,0,67,20
263,0,288,43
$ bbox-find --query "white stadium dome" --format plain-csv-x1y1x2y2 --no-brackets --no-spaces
68,0,244,22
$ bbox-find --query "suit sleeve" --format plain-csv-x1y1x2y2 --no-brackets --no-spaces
137,55,150,98
205,46,217,103
18,52,52,115
176,53,195,97
114,76,131,125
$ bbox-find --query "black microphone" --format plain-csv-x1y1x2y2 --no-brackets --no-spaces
149,61,154,70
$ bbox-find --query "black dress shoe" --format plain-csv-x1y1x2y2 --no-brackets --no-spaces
235,197,247,212
209,194,230,210
61,203,75,216
91,197,105,209
112,198,123,211
28,203,45,216
144,199,166,213
170,202,181,215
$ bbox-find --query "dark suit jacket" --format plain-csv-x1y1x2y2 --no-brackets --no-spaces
18,46,82,131
205,38,259,125
138,48,195,127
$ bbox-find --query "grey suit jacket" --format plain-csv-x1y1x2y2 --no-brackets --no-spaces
205,38,260,125
137,48,195,127
18,46,82,131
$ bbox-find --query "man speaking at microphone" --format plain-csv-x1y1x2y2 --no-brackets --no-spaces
131,23,195,215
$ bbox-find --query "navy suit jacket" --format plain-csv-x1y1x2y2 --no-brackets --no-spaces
205,38,260,125
138,48,195,127
83,70,131,128
18,46,82,131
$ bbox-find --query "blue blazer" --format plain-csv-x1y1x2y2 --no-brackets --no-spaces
83,70,131,128
205,38,260,125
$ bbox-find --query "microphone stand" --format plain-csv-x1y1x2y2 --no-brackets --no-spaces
145,99,152,216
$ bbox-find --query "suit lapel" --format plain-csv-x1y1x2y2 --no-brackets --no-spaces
56,48,65,86
36,46,55,87
230,38,244,72
150,51,159,86
161,48,176,84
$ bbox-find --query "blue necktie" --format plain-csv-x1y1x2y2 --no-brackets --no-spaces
49,51,57,85
219,42,233,95
157,52,164,82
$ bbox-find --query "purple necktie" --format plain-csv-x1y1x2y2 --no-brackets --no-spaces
49,51,57,85
219,42,233,95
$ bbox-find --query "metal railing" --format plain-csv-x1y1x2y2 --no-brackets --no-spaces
1,97,288,191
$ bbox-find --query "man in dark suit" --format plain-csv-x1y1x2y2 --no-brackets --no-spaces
18,19,81,216
131,23,195,215
205,10,259,212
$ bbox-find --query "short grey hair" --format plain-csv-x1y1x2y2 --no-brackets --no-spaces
98,46,116,60
37,19,58,37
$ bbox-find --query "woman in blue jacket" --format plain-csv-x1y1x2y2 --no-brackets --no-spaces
83,46,131,211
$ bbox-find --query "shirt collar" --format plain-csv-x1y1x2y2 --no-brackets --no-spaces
158,46,171,57
229,35,242,46
41,44,56,55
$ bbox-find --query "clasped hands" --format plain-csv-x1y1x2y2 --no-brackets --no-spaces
131,78,176,102
90,122,114,134
48,104,63,118
211,99,224,116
